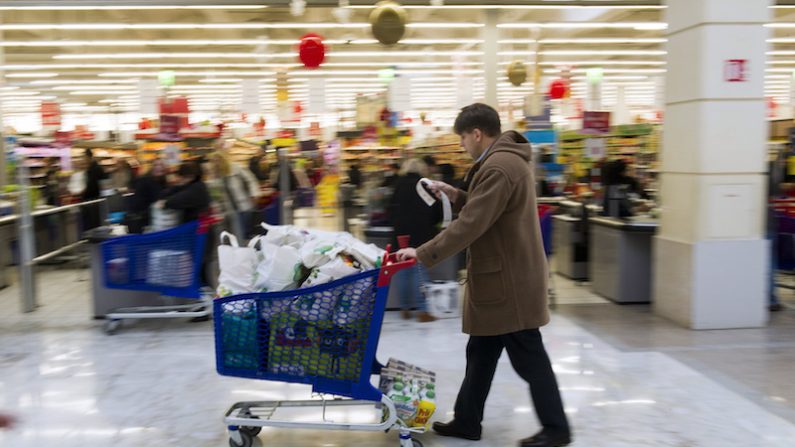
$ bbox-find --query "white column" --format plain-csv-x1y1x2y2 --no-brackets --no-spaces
482,9,499,109
654,0,771,329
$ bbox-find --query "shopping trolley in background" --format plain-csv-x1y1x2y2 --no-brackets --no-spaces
538,204,558,307
99,220,210,334
215,250,427,447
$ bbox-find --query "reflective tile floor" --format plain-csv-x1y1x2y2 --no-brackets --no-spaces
1,265,795,447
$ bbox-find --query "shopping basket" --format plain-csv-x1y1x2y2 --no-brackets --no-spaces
215,249,426,447
99,220,211,334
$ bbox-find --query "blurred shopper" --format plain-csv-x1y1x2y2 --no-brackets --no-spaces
111,158,135,193
211,152,260,239
82,148,107,201
126,159,167,233
381,162,401,189
438,163,459,189
249,142,269,182
601,159,647,218
423,155,439,179
396,103,571,447
347,161,363,189
42,157,61,206
390,158,442,323
80,149,108,229
158,161,210,225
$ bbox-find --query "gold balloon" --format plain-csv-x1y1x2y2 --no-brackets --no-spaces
370,1,407,46
507,60,528,87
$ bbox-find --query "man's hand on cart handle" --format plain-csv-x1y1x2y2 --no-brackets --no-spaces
395,248,418,262
426,181,458,203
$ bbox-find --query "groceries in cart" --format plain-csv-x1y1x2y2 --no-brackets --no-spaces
379,358,437,428
216,223,385,298
218,274,377,382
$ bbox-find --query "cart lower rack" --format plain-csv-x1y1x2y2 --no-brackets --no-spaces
214,250,425,447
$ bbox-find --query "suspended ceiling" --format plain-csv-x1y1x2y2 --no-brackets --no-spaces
0,1,791,117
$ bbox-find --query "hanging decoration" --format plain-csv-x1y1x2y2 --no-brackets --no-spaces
370,1,407,46
507,60,528,87
298,33,326,69
549,79,568,100
290,0,306,17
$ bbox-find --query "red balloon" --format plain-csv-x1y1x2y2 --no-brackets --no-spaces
549,79,568,100
298,33,326,69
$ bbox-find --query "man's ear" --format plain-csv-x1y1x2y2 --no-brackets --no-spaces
473,128,482,142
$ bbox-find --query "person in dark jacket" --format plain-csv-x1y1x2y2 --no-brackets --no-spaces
249,143,269,182
126,159,167,233
389,158,442,323
82,148,107,201
42,157,61,206
601,159,647,218
381,162,400,189
347,162,362,189
158,161,210,224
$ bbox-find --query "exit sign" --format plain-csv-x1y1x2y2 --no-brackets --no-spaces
724,59,748,82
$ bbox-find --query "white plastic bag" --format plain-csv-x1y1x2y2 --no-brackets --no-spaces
253,245,302,292
216,232,259,297
299,239,346,269
261,223,307,248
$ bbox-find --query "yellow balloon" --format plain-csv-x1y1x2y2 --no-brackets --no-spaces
507,60,527,87
370,1,407,45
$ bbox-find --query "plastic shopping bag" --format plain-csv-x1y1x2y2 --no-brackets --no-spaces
253,245,302,292
261,223,307,248
216,232,259,297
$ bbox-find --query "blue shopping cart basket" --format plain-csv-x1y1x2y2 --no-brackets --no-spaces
100,221,209,299
214,251,414,403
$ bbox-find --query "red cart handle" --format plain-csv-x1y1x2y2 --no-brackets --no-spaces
377,244,417,287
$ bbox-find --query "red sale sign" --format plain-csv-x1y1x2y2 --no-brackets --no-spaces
40,101,61,127
724,59,748,82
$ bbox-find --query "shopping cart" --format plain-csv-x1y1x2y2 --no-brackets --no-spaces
99,220,210,334
538,204,557,307
214,249,426,447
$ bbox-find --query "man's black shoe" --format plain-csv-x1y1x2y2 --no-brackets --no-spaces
432,420,482,441
520,430,572,447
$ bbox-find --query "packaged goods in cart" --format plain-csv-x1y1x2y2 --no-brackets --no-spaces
379,358,437,427
146,249,193,287
216,232,260,297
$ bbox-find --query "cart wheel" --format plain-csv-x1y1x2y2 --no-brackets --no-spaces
229,431,253,447
239,411,261,436
104,319,121,335
412,440,423,447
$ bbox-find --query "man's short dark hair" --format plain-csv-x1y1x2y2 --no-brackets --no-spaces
453,103,501,137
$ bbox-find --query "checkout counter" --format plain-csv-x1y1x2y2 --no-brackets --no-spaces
589,216,658,304
551,200,601,281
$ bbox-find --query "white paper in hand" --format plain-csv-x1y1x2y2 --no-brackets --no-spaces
416,178,452,228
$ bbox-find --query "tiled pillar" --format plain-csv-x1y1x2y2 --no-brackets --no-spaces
653,0,771,329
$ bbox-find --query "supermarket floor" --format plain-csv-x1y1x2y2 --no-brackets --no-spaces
1,265,795,447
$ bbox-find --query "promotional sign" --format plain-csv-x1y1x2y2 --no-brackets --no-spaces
40,101,61,127
724,59,748,82
585,138,607,160
240,79,261,115
582,111,611,134
160,114,180,135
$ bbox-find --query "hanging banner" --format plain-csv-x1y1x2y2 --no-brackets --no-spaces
455,77,474,108
240,79,261,115
40,101,61,127
138,79,159,115
388,76,411,112
307,78,326,114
